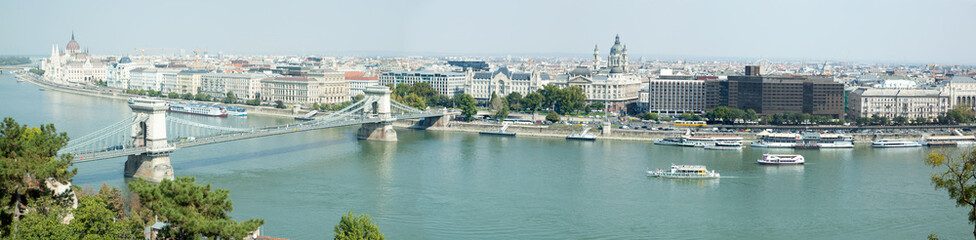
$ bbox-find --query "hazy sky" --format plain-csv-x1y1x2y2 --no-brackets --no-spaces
1,0,974,64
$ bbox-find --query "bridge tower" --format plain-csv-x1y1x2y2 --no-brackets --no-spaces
358,86,398,141
125,98,175,182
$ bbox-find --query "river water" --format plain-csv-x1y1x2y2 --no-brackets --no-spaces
0,70,971,239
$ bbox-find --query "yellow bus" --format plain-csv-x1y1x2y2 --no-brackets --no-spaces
674,120,706,127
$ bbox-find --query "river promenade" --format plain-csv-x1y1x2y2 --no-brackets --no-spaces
14,70,974,143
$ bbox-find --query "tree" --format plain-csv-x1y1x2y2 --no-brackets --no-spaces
638,112,659,121
223,91,238,104
745,109,758,121
181,93,194,100
275,100,287,109
29,68,45,76
455,93,477,122
538,84,561,110
893,116,908,125
915,117,929,125
523,92,544,111
490,93,509,121
925,150,976,239
194,93,211,102
129,177,264,240
946,104,976,124
401,93,426,110
556,86,586,114
0,118,77,237
246,93,262,106
334,211,385,240
167,92,179,99
352,94,365,103
506,92,523,111
70,195,142,239
545,112,561,123
855,117,871,125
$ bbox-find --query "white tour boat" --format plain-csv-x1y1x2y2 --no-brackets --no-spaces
757,154,805,165
655,129,742,148
871,139,923,148
647,164,720,179
750,130,853,149
704,141,743,150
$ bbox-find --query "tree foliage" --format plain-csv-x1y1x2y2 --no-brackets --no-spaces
0,117,77,237
637,112,659,121
925,150,976,239
334,211,384,240
489,92,509,121
223,91,238,104
128,177,264,240
943,103,975,124
522,92,544,111
454,94,477,122
505,92,523,111
545,112,561,123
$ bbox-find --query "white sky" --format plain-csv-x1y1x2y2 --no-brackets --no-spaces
1,0,974,64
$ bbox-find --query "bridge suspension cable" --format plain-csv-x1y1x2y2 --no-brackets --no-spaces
60,115,146,155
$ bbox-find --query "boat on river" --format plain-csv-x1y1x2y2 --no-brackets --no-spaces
567,128,596,141
480,123,516,136
871,139,923,148
757,154,805,165
750,130,853,149
167,102,228,117
705,141,743,150
655,129,742,148
647,164,720,179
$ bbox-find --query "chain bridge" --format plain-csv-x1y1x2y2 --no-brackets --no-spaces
57,86,453,182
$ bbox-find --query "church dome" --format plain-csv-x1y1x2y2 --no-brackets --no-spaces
609,35,624,55
569,66,592,77
118,56,132,64
609,66,624,74
66,33,80,52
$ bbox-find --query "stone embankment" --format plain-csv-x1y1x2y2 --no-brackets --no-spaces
14,72,308,119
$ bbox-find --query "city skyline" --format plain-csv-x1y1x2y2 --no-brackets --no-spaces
1,0,975,65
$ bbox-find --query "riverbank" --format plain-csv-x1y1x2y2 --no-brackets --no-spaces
12,71,307,119
398,119,957,143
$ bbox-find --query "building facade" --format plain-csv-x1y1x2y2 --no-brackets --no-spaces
646,78,706,114
942,76,976,107
307,71,350,104
848,88,950,119
40,33,108,84
548,35,641,112
379,71,465,97
466,67,548,100
707,67,845,118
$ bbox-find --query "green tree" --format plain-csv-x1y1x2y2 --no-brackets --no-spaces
246,93,262,106
893,116,907,125
275,100,287,109
638,112,659,121
490,93,509,121
745,109,758,121
925,150,976,239
334,211,385,240
506,92,523,111
181,93,194,100
0,118,77,237
167,92,179,99
538,84,561,110
29,68,45,76
545,112,561,123
522,92,544,111
915,117,929,125
223,91,238,104
129,177,264,240
946,104,976,124
194,93,211,102
352,94,365,103
455,93,477,122
556,86,586,114
401,93,427,110
70,196,142,239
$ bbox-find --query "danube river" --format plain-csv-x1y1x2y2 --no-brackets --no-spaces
1,70,971,239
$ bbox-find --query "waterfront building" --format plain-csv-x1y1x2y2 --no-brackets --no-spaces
129,68,163,91
379,71,466,97
466,67,548,100
548,35,641,112
706,66,845,118
106,57,151,89
447,60,489,71
847,87,950,119
175,70,208,95
941,76,976,107
346,72,379,97
200,72,269,99
261,74,350,105
307,71,350,104
40,33,108,84
646,77,707,114
160,70,180,94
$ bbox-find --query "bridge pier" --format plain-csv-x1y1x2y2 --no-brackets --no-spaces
358,86,398,141
125,153,174,182
412,108,452,129
126,98,175,182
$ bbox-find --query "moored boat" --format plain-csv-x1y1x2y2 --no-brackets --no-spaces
757,154,805,165
567,128,596,141
751,130,853,149
705,141,743,150
871,139,923,148
168,102,228,117
647,164,720,179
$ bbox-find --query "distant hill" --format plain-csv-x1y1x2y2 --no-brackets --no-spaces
0,56,30,66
